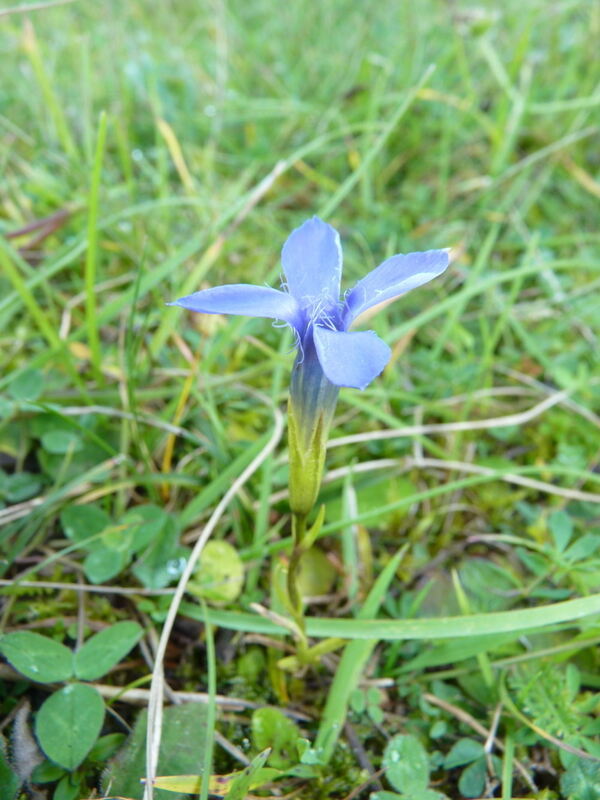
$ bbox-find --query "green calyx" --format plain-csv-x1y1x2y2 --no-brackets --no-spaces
287,399,329,517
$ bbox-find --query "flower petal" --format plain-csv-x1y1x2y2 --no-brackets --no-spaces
168,284,301,328
281,217,342,308
313,325,391,390
344,249,449,324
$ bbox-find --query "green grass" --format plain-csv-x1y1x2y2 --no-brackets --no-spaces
1,1,600,798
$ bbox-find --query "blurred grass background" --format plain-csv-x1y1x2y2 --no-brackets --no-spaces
1,0,600,797
2,0,599,384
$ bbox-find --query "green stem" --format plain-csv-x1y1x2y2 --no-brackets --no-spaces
286,511,309,657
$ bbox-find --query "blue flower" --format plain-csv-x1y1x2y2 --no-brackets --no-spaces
169,216,448,392
170,217,448,515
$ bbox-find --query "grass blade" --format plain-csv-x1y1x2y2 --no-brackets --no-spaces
85,110,108,383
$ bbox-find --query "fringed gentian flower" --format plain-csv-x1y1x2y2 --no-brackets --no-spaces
169,217,448,517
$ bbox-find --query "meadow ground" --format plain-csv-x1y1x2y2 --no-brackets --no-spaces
1,1,600,798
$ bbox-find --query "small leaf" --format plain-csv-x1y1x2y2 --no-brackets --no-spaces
122,505,171,554
8,369,44,403
0,744,20,800
297,546,337,598
458,558,518,612
382,734,430,793
251,708,300,769
83,547,127,584
35,684,105,770
444,738,485,769
367,705,384,725
74,622,143,681
560,757,600,800
515,546,549,577
121,506,183,590
366,687,383,706
30,760,66,783
304,504,326,548
430,720,447,739
458,757,487,798
564,534,600,563
5,472,42,503
100,524,135,553
60,504,111,546
86,733,126,763
349,689,366,714
41,430,82,455
0,632,73,683
549,510,573,553
411,790,448,800
131,512,184,590
54,773,83,800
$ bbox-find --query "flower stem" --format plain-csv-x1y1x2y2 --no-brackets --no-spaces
286,511,309,657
